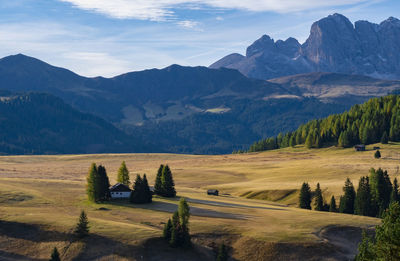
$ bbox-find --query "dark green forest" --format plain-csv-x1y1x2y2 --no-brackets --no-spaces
247,95,400,152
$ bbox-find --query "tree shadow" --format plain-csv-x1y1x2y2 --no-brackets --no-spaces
105,200,248,220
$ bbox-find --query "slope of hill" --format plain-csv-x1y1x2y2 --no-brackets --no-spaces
0,144,393,260
248,95,400,152
211,14,400,80
0,92,147,154
1,54,400,153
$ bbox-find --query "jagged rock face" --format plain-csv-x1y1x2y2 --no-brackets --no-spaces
210,14,400,80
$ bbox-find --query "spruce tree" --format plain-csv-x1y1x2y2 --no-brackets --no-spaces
117,161,130,185
163,218,172,241
370,168,393,217
161,165,176,197
166,199,191,248
381,131,389,144
391,178,399,203
305,133,313,149
299,182,312,209
50,247,61,261
355,176,372,216
86,163,99,202
374,202,400,260
97,165,110,202
154,164,164,195
339,178,355,214
354,230,375,261
130,174,152,204
329,196,337,212
74,210,89,238
314,183,324,211
375,150,381,159
216,244,228,261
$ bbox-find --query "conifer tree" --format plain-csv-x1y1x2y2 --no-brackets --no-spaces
354,230,375,261
375,150,381,159
329,196,337,212
314,183,324,211
391,178,399,204
154,164,164,195
117,161,130,185
305,133,313,149
163,218,172,241
381,131,389,144
50,247,61,261
166,198,191,247
86,163,99,202
355,176,372,216
161,165,176,197
216,244,228,261
74,210,89,238
299,182,312,209
370,168,393,217
339,178,355,214
97,165,110,202
374,202,400,260
130,174,152,204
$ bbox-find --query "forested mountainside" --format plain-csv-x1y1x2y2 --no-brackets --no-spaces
0,92,148,154
1,54,400,154
248,95,400,152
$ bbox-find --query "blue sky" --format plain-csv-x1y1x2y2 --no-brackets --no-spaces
0,0,398,77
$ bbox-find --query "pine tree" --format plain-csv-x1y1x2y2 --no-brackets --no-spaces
161,165,176,197
130,174,152,204
314,183,324,211
86,163,99,202
117,161,130,185
216,244,228,261
391,178,399,203
299,182,312,209
355,176,372,216
375,150,381,159
354,230,375,261
154,164,164,195
50,247,61,261
163,218,172,241
339,178,355,214
381,131,389,144
305,133,313,149
374,202,400,260
370,168,393,217
97,165,110,202
166,199,191,248
74,210,89,238
329,196,337,212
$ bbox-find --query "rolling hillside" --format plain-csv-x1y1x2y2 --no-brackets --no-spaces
1,143,397,260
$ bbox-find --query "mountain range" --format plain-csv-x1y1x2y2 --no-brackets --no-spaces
1,14,400,154
210,14,400,80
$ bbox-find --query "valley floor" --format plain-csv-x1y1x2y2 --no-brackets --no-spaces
1,143,397,260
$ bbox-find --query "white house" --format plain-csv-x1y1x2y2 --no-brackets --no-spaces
110,183,131,199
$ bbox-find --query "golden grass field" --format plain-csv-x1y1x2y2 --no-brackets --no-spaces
0,143,399,260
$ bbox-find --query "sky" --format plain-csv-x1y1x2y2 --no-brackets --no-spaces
0,0,398,77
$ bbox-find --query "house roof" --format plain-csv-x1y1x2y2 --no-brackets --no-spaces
110,183,131,192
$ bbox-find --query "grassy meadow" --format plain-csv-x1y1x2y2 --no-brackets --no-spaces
0,143,399,260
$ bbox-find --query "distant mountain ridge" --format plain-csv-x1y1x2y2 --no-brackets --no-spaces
210,14,400,80
1,53,400,154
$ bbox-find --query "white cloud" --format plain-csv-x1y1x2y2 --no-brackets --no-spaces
216,16,224,21
176,20,201,29
59,0,371,20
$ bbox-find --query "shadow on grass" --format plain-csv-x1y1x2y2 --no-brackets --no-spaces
105,199,248,220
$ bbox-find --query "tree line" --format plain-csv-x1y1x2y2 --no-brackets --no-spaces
299,168,399,218
86,161,176,204
247,95,400,152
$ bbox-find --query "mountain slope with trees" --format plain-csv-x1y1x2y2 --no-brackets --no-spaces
0,92,147,154
248,95,400,152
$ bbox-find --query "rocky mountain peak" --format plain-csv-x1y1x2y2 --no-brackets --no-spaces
211,13,400,80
